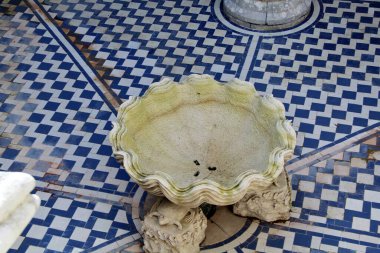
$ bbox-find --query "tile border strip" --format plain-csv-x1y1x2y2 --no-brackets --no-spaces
24,0,122,114
88,233,141,253
238,36,262,81
287,122,380,172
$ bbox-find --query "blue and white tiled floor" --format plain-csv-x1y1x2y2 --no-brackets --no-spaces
0,0,379,252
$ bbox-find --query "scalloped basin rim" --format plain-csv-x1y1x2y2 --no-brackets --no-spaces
110,75,296,206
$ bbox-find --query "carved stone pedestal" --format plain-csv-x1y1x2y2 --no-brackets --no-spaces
233,170,291,222
142,198,207,253
110,76,297,250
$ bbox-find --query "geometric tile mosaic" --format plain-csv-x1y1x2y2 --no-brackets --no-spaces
0,4,135,200
0,2,140,252
0,0,379,251
41,0,380,157
9,190,136,253
43,0,250,98
250,0,380,156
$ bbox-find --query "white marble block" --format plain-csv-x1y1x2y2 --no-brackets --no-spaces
0,172,40,253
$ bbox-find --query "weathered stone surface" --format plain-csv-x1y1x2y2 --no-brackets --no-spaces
110,75,296,250
110,75,296,208
233,170,292,222
223,0,312,29
142,198,207,253
223,0,267,25
266,0,311,25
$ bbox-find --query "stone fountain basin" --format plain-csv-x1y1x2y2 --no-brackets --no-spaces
110,75,296,207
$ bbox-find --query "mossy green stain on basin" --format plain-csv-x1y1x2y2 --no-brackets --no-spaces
110,75,296,207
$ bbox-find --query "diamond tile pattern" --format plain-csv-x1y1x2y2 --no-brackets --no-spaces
42,0,380,158
43,0,250,98
0,5,135,198
0,3,138,251
8,191,135,252
0,0,379,251
250,0,380,156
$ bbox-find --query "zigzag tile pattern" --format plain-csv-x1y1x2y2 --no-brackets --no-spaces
0,5,135,198
43,0,250,98
42,0,380,158
0,3,139,251
9,191,135,252
0,0,380,251
251,0,380,156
